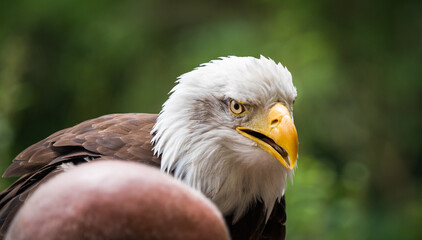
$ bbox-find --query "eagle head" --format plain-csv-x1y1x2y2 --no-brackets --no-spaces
152,56,298,221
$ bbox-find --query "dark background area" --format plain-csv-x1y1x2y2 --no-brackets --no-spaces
0,0,421,239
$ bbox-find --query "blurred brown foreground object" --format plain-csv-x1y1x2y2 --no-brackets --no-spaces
5,160,230,240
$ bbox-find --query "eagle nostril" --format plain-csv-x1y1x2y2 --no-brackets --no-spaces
270,119,279,126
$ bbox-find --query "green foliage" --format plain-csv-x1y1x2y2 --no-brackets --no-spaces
0,0,421,238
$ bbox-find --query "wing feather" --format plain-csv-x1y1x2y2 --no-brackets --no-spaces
0,113,160,238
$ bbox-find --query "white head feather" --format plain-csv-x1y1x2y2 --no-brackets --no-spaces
152,56,297,221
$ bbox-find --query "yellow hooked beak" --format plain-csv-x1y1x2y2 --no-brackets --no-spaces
236,103,298,170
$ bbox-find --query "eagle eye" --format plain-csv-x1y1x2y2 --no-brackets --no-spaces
229,99,247,116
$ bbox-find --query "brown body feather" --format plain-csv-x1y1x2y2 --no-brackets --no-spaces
0,113,286,240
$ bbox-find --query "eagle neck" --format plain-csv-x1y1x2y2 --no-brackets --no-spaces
152,116,291,222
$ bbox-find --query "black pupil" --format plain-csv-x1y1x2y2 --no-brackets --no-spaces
234,103,239,110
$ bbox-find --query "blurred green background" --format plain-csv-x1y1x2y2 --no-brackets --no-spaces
0,0,421,239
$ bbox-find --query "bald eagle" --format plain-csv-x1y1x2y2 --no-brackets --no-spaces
0,56,298,240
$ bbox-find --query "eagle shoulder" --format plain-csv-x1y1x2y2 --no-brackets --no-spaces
3,113,159,178
225,197,287,240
